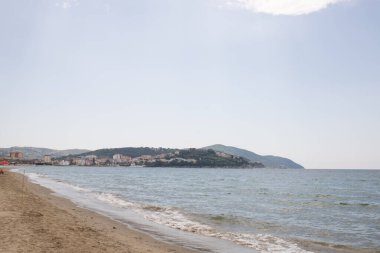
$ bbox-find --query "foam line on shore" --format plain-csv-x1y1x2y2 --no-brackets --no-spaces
18,169,311,253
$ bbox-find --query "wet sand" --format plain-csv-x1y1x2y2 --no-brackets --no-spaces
0,169,196,253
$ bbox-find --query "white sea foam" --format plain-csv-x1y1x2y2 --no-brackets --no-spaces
91,191,311,252
144,210,310,252
25,172,45,179
26,172,91,193
21,170,311,253
95,192,138,208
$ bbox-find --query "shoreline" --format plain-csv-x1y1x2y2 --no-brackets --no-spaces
0,168,197,253
2,167,377,253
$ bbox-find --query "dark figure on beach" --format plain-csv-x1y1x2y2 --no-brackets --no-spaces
0,169,4,175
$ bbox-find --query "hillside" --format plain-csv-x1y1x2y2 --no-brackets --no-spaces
1,145,302,169
61,147,264,168
76,147,177,158
203,144,304,169
147,149,264,168
0,147,90,160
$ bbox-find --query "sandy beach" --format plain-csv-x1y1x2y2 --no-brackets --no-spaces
0,168,196,253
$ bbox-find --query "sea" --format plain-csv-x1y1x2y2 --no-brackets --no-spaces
13,166,380,253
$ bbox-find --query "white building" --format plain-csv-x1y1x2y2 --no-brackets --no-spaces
113,154,122,163
59,160,70,166
72,158,86,166
43,155,51,163
113,154,132,164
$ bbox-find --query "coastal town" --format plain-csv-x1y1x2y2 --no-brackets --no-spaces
0,148,261,168
0,150,194,167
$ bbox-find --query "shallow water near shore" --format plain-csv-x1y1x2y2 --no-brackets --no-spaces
14,166,380,253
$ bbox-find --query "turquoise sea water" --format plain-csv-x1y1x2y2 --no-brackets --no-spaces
17,166,380,253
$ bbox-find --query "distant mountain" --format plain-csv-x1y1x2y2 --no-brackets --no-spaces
147,148,264,168
203,144,304,169
65,147,264,168
76,147,177,158
0,147,90,160
0,145,303,169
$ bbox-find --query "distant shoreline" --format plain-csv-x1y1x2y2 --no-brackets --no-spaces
1,145,304,169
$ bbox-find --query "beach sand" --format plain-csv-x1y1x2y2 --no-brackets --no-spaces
0,169,196,253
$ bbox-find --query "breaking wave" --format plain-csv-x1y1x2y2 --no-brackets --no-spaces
23,171,311,253
92,190,310,252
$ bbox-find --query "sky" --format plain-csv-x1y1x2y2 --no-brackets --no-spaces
0,0,379,169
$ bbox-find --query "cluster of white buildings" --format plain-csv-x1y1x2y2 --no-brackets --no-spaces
112,154,132,164
54,154,133,166
53,153,197,167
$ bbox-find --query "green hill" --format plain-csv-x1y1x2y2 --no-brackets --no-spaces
78,147,176,158
147,148,264,168
64,147,264,168
203,144,304,169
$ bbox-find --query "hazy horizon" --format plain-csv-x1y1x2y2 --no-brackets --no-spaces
1,0,379,169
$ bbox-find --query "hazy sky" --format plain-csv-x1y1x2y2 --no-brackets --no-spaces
1,0,379,169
